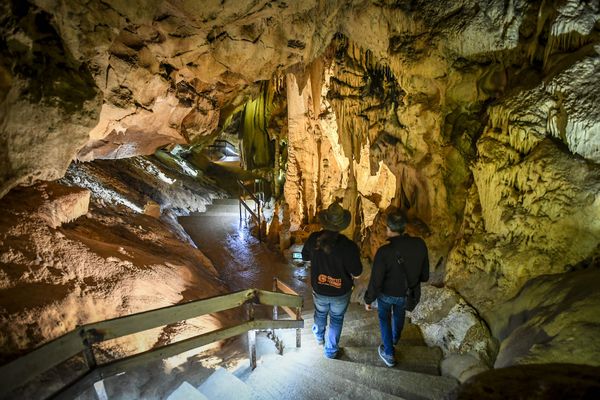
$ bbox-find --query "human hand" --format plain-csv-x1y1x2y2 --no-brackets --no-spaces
365,303,372,311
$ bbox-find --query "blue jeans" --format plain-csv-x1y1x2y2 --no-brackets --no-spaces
377,294,406,357
312,291,351,358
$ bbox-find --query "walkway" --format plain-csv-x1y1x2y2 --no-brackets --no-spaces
179,215,310,302
179,152,313,310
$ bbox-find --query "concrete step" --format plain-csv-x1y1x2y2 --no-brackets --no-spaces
265,353,406,400
277,320,424,350
205,204,240,213
339,345,442,375
198,211,239,217
198,367,254,400
246,357,334,400
212,198,240,206
340,324,426,347
245,355,352,400
166,382,209,400
285,352,459,400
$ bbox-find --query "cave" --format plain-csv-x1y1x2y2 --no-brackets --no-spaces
1,1,600,399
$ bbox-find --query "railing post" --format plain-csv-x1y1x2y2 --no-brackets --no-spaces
295,307,302,348
257,199,262,242
238,197,242,223
93,380,108,400
272,278,278,320
272,278,278,339
80,328,97,370
247,302,256,370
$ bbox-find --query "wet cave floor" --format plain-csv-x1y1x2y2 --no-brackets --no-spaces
179,213,312,307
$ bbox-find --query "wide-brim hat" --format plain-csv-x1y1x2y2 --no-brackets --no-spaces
318,202,351,231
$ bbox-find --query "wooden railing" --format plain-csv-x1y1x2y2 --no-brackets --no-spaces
0,287,303,400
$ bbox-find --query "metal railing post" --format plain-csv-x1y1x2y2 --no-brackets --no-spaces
272,278,278,339
272,278,278,320
295,307,302,348
80,328,97,370
93,380,108,400
247,302,256,370
258,200,262,242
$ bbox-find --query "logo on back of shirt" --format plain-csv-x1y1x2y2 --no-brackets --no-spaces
317,274,342,288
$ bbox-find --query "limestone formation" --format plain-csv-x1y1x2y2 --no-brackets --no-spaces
490,268,600,368
0,157,228,364
410,285,497,366
449,363,600,400
36,183,90,228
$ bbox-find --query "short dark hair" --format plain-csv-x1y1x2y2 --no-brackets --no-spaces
386,211,406,233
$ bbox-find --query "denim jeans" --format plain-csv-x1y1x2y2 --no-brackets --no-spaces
312,291,351,358
377,294,406,357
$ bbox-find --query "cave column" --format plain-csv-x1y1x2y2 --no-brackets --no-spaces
284,73,319,231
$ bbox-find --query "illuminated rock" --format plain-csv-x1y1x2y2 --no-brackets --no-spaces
37,183,91,228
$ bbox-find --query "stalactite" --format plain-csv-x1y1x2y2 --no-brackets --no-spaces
239,81,276,169
309,57,324,118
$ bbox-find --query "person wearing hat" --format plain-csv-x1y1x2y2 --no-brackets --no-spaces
364,211,429,367
301,202,363,359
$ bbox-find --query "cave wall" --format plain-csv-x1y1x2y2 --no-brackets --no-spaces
279,0,600,320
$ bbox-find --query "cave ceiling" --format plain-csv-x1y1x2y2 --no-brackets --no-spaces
3,0,588,196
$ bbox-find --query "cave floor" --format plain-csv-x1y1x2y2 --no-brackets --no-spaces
179,214,313,311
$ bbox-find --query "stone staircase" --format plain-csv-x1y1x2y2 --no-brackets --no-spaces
166,304,459,400
194,198,239,217
193,198,258,218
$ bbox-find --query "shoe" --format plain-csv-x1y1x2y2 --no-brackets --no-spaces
324,348,340,359
378,344,396,367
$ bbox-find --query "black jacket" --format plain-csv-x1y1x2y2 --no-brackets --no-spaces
302,230,363,296
364,234,429,304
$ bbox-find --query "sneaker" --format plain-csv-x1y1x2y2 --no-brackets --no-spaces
378,344,396,367
324,348,340,359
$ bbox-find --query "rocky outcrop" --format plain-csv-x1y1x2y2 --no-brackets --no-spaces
489,267,600,368
0,1,101,198
410,285,497,381
0,157,229,364
445,54,600,313
36,183,90,228
448,363,600,400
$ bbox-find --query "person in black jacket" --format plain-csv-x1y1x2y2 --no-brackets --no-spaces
302,202,363,359
364,211,429,367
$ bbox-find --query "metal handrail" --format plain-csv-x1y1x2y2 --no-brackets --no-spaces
272,278,302,351
0,288,303,400
237,179,262,241
207,139,239,157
